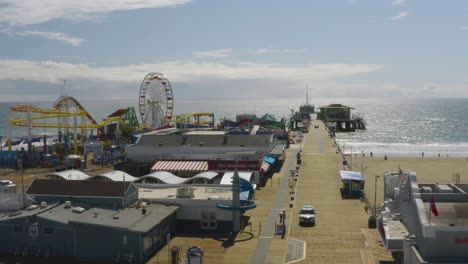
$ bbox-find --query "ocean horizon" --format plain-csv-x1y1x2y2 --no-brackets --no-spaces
1,98,467,158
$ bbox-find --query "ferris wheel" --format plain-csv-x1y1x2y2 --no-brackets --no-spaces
138,72,174,128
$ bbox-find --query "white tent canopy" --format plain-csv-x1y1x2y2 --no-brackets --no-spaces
94,170,138,182
46,170,91,181
138,171,218,184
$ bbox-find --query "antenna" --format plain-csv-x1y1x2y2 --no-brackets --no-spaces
60,80,67,98
54,80,68,107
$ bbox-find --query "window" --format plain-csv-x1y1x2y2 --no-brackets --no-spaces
201,212,217,230
43,227,54,235
143,234,152,252
352,181,362,190
13,226,23,234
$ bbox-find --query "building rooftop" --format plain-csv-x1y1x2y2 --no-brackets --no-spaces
46,170,92,180
95,170,138,182
423,202,468,226
139,186,233,200
37,202,178,233
0,202,59,222
225,135,272,146
27,179,133,197
318,104,354,109
184,131,227,135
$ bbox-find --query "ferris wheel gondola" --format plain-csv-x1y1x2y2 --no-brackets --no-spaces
138,73,174,128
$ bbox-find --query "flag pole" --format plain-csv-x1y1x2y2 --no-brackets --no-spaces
428,203,431,225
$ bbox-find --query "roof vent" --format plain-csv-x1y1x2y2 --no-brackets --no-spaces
94,210,99,218
72,207,85,214
64,201,72,209
40,201,47,208
8,211,22,217
176,187,194,198
26,205,39,211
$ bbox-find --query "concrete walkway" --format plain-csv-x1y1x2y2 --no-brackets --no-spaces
250,148,299,264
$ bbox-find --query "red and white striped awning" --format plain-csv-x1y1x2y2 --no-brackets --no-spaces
151,160,208,172
260,161,270,173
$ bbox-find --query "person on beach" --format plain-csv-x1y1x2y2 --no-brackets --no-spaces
422,152,424,158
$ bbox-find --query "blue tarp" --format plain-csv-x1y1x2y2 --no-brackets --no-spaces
339,170,363,181
263,156,276,164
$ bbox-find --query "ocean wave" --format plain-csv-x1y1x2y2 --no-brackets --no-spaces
335,140,468,157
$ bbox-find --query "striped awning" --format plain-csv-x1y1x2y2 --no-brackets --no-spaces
151,160,208,172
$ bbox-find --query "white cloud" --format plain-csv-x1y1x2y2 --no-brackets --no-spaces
192,49,232,58
391,0,407,6
0,0,191,26
15,30,86,46
255,48,307,55
462,26,468,30
0,59,382,84
391,11,409,20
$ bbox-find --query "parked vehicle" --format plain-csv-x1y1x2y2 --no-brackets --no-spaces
299,205,316,225
0,180,16,193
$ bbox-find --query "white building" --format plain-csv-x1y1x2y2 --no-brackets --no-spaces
138,184,256,233
379,172,468,263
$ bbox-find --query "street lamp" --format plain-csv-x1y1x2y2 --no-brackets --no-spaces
374,175,380,216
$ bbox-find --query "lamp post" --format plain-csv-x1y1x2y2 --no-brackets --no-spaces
374,175,380,216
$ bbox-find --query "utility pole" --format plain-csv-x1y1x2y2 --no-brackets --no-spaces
374,175,380,216
18,152,25,208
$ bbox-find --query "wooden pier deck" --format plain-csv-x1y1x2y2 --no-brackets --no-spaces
285,122,392,264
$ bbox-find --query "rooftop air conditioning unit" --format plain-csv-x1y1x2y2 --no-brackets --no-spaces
176,187,194,198
26,204,39,211
72,207,85,213
64,201,72,208
40,201,47,208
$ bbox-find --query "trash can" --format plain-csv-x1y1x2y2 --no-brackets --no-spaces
187,246,204,264
368,216,377,229
171,246,181,264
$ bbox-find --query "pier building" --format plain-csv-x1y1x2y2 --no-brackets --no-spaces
317,104,366,132
123,133,285,184
379,172,468,263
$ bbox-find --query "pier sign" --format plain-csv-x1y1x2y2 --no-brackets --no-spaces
455,237,468,243
208,160,259,171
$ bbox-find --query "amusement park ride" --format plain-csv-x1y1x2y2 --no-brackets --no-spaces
139,72,174,129
6,72,215,161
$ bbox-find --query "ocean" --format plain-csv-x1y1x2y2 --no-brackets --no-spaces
1,98,467,157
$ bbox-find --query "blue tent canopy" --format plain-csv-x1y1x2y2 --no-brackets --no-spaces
339,170,363,181
263,156,276,164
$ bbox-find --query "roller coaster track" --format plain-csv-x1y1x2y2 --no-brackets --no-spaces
10,97,121,131
174,112,215,125
53,96,98,125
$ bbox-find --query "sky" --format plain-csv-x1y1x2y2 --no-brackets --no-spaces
1,0,468,102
